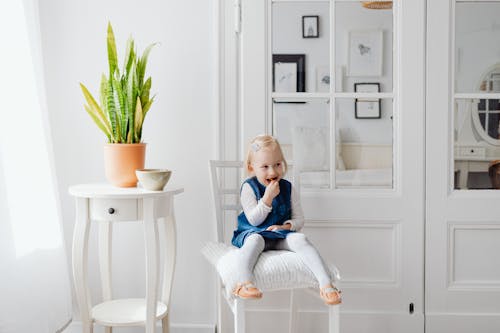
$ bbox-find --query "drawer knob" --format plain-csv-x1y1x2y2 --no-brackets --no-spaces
108,208,115,214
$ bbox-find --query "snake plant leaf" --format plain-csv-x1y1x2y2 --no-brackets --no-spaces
123,36,135,75
84,104,111,141
80,83,111,132
112,75,128,142
140,77,151,108
106,78,120,142
142,94,155,116
126,63,137,142
126,61,137,115
137,43,156,89
134,96,143,142
99,74,108,117
107,22,119,77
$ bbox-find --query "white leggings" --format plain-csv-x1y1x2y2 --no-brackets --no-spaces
236,232,332,287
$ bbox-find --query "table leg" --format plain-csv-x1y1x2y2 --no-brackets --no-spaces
72,198,93,333
161,197,177,333
144,197,159,333
457,161,469,189
98,221,113,333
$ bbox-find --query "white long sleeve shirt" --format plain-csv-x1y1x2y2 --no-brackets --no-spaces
240,182,305,231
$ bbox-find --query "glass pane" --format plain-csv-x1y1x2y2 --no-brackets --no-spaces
455,2,500,93
335,1,393,93
454,98,500,190
272,1,330,93
335,98,393,189
272,99,331,189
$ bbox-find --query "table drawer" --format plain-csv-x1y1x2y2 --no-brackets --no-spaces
90,198,138,221
459,146,485,158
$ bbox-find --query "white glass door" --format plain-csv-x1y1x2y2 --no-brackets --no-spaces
426,1,500,332
237,0,425,332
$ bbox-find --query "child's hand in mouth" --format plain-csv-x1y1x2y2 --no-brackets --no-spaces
263,178,280,206
266,177,278,184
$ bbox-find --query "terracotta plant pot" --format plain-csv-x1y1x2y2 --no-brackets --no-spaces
103,143,146,187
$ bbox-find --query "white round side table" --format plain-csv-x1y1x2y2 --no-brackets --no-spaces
69,184,184,333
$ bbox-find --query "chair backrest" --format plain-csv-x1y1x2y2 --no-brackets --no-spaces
209,160,244,243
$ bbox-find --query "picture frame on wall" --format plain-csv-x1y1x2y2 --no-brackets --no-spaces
347,30,383,77
302,16,319,38
316,65,330,92
354,82,381,119
272,54,306,92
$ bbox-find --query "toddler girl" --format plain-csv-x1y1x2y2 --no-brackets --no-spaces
231,134,341,305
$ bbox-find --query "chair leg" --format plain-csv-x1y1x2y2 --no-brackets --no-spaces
288,290,298,333
217,284,223,333
234,298,246,333
328,305,340,333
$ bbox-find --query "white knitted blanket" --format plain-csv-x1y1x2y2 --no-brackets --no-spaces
201,242,340,298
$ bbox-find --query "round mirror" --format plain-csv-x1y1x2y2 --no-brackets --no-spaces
472,63,500,146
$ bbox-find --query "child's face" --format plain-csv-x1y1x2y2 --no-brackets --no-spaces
249,147,284,186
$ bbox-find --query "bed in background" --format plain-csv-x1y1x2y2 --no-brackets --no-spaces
286,132,393,189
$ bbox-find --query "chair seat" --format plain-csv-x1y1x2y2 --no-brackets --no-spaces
202,242,340,298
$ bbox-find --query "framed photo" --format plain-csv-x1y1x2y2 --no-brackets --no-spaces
355,82,380,93
354,82,381,119
347,30,383,77
302,16,319,38
316,65,330,92
272,54,305,92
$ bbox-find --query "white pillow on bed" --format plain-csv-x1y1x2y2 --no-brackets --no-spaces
201,241,340,298
291,126,346,171
292,127,329,171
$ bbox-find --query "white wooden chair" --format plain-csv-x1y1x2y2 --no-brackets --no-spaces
204,160,340,333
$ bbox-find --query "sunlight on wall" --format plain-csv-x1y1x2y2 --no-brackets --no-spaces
0,0,63,258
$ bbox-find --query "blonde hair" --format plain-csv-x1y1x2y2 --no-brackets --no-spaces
245,135,288,174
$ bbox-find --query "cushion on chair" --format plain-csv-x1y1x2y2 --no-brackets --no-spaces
201,241,341,298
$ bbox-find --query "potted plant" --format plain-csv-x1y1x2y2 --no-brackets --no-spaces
80,22,156,187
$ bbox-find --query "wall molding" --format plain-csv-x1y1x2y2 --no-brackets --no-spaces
426,313,500,333
65,321,215,333
304,219,402,288
447,221,500,290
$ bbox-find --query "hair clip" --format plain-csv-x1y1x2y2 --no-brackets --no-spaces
251,142,261,152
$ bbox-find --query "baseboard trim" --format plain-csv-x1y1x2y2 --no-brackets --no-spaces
426,313,500,333
65,321,215,333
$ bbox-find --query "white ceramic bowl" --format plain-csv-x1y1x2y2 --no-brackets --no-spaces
135,169,172,191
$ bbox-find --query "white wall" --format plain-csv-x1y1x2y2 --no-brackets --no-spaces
38,0,217,331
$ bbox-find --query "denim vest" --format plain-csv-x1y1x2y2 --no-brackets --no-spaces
231,177,293,248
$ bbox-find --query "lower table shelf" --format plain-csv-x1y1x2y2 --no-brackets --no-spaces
92,298,168,326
